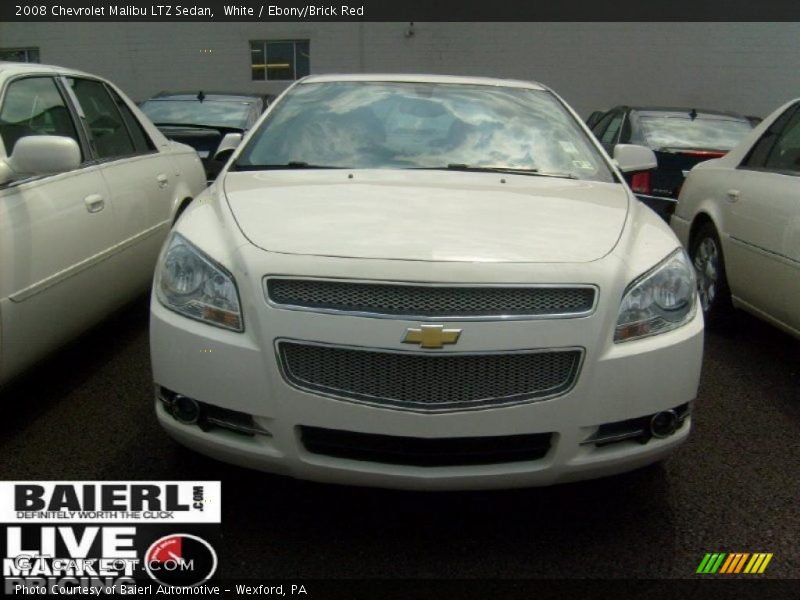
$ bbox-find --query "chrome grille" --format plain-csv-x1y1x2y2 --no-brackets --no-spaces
266,278,595,319
278,342,583,411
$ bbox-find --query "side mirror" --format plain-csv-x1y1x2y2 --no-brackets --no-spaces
0,135,81,184
213,132,243,161
613,144,657,173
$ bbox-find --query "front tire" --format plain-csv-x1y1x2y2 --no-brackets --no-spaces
690,222,733,326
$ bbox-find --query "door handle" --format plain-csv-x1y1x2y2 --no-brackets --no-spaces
157,174,169,188
726,189,740,203
84,194,105,213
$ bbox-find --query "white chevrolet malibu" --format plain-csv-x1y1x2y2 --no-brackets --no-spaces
150,75,703,490
0,62,206,387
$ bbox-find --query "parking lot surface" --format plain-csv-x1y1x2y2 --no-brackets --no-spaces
1,296,798,579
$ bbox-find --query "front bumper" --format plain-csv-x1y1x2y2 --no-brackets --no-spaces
150,286,703,490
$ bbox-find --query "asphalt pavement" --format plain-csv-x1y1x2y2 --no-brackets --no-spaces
1,296,798,580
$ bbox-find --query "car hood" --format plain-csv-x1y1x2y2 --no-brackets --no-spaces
223,170,629,263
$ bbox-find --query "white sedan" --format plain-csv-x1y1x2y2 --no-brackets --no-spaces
672,98,800,336
0,62,206,386
150,74,703,490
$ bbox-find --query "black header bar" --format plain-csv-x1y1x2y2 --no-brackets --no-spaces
2,0,799,22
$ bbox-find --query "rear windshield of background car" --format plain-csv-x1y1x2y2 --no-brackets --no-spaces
235,81,615,183
139,100,252,129
638,115,752,151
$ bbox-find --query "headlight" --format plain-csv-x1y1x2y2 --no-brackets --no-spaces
615,248,696,342
156,233,243,331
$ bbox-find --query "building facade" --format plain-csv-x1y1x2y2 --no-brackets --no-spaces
1,22,798,118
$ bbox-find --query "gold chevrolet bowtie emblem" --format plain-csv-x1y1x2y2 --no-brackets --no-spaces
402,325,462,349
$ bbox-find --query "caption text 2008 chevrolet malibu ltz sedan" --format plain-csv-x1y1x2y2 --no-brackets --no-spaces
150,75,703,490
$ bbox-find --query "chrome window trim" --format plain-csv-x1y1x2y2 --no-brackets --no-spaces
263,276,599,322
634,193,678,204
274,337,586,414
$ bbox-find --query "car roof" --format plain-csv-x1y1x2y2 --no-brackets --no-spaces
148,91,273,103
625,106,750,120
0,60,93,79
299,73,548,91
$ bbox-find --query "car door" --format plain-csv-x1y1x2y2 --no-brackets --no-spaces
0,74,116,383
66,76,176,301
724,103,800,330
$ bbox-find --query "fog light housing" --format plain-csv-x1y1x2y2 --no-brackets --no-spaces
173,395,201,424
650,410,679,438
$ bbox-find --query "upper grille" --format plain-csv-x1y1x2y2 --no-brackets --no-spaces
278,342,583,411
266,278,596,319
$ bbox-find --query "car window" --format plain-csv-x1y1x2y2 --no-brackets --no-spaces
638,115,752,151
763,109,800,174
68,77,136,160
248,104,261,128
586,111,604,129
107,86,155,154
236,81,615,183
743,105,800,172
139,99,253,129
0,76,81,157
601,114,623,145
591,112,614,138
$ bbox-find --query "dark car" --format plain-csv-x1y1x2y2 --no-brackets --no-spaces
586,110,605,129
139,91,274,181
588,106,753,221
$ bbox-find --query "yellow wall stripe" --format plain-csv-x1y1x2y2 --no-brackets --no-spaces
744,554,760,574
758,554,773,574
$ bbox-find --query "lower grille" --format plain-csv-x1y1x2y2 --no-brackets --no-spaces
300,426,553,466
278,341,582,411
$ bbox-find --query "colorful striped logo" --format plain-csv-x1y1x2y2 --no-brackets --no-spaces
696,553,773,574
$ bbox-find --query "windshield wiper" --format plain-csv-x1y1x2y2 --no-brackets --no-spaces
416,164,579,179
656,146,727,154
154,123,243,132
232,161,349,171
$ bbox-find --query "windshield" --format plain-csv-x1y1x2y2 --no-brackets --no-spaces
235,81,614,182
139,99,253,129
638,115,752,151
